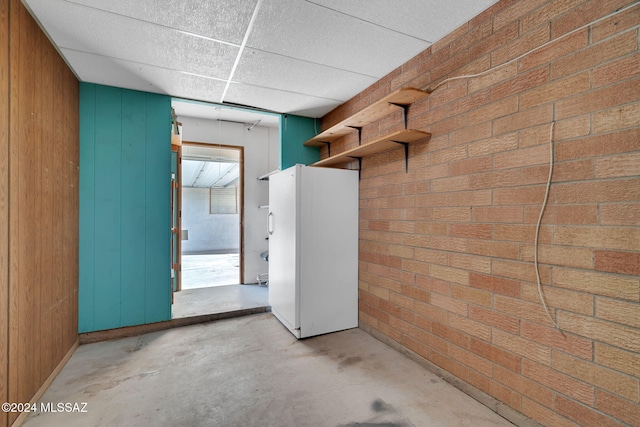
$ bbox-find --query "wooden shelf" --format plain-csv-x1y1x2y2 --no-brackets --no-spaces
304,88,429,147
312,129,430,168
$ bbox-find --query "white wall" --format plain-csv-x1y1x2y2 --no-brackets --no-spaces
181,187,239,253
178,116,279,283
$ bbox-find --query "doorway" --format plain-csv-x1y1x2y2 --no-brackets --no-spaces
180,143,244,290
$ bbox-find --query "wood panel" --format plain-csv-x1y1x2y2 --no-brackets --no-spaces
79,83,171,333
0,1,9,426
6,1,79,424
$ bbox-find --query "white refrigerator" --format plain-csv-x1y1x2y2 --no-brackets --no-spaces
268,164,359,339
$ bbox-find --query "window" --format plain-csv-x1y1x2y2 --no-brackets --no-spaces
210,187,239,214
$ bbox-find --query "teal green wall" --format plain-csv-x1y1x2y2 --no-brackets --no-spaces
280,114,319,168
79,83,172,333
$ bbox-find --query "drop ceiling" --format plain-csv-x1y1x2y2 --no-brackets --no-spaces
23,0,497,122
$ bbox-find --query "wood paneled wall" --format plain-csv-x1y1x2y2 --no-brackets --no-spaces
1,1,9,427
2,1,79,426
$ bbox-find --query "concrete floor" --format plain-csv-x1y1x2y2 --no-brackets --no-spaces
181,253,241,289
24,314,514,427
172,284,269,319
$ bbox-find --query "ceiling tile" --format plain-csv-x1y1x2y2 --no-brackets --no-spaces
247,0,430,77
25,0,239,78
64,0,258,44
234,48,377,101
224,83,339,117
63,49,228,102
308,0,498,42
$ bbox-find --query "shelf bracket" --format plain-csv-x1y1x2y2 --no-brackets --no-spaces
318,141,332,157
391,140,410,173
389,103,410,129
347,126,363,145
348,156,363,180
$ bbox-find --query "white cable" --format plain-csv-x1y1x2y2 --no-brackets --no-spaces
425,2,640,93
535,121,560,329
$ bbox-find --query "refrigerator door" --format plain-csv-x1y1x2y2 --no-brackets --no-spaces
298,166,358,338
268,166,300,337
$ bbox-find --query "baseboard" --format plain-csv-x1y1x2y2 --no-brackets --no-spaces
80,306,271,344
11,338,80,427
359,323,543,427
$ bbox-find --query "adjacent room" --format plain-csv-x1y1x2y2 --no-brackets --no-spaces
2,1,638,427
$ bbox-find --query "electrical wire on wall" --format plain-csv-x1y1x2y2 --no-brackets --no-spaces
419,3,640,329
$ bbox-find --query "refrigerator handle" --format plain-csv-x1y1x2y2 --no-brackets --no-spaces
267,212,274,235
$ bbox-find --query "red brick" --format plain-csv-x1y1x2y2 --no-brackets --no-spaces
430,264,469,286
520,244,594,269
519,25,588,72
521,71,591,110
552,24,637,79
553,267,639,301
432,322,469,349
522,397,579,427
469,305,520,334
431,176,470,193
449,223,492,240
596,152,640,178
470,272,520,297
597,390,640,426
555,226,640,252
468,133,518,158
552,178,640,204
472,206,523,223
593,53,640,87
468,239,520,260
523,204,598,225
432,207,470,222
493,0,547,31
469,96,519,125
493,329,552,365
470,165,548,189
554,115,591,141
549,159,595,182
520,282,594,316
556,78,640,120
450,284,493,309
469,371,522,411
521,0,585,35
494,223,552,244
492,66,550,102
493,143,550,170
448,91,492,120
594,102,640,134
595,343,640,378
553,351,639,402
468,61,518,94
431,350,469,381
522,359,595,405
470,338,521,372
556,395,625,427
494,185,546,205
448,312,492,341
595,250,640,276
448,253,491,274
494,104,553,136
448,344,493,377
599,204,640,226
591,3,640,42
430,293,468,316
492,258,551,284
558,311,640,353
555,128,640,161
521,320,592,359
449,156,493,176
552,0,633,39
491,23,551,66
597,297,640,329
494,295,556,326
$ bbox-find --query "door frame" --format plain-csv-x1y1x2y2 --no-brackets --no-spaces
181,141,245,285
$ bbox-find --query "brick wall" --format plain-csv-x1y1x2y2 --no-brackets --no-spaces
320,1,640,426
